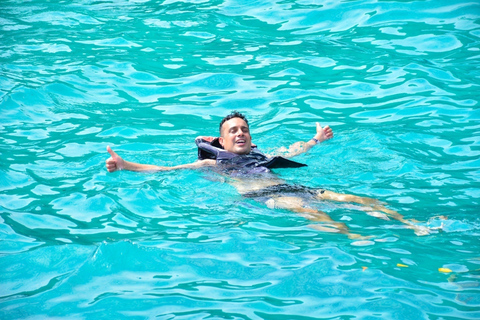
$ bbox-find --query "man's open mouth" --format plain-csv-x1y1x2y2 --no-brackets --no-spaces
236,139,246,145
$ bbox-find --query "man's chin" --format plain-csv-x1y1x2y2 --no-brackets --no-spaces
234,147,251,155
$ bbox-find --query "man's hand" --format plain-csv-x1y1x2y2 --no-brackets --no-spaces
273,123,334,159
106,146,125,172
314,123,333,143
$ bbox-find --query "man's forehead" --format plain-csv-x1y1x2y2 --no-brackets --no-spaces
224,117,248,128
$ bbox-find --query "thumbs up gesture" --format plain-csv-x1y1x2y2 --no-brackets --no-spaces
314,123,333,143
106,146,125,172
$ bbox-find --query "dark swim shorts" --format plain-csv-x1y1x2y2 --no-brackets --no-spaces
242,183,325,199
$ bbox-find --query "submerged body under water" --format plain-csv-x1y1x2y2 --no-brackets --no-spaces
1,0,480,319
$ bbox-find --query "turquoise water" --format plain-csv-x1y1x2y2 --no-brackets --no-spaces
1,0,480,318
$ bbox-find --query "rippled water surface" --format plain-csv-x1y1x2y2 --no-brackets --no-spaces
1,0,480,319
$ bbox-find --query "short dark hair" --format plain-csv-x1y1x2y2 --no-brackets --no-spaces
219,111,249,135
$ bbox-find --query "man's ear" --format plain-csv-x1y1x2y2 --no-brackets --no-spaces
218,137,224,147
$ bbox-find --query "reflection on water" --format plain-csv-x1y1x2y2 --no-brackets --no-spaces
1,0,480,318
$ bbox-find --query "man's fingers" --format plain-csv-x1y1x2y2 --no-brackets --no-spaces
106,146,125,171
324,125,333,139
107,145,118,158
106,158,117,172
315,123,333,140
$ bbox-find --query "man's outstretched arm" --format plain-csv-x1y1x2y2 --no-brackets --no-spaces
105,146,215,173
273,123,333,159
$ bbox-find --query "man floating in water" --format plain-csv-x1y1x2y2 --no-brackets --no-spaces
106,111,429,238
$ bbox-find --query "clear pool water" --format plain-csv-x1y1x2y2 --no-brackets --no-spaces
1,0,480,319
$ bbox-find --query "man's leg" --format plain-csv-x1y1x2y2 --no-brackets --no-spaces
264,195,364,239
318,190,401,218
316,190,430,236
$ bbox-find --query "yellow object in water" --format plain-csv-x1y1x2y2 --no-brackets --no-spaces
397,263,409,268
439,268,452,273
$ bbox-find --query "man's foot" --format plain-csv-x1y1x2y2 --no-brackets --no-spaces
309,224,342,233
365,211,390,220
407,224,431,236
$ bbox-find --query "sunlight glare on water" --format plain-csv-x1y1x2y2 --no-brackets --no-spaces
1,0,480,319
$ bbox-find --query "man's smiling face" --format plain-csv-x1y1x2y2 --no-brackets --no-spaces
219,117,252,155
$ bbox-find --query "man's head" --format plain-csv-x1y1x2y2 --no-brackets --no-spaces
218,111,252,155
